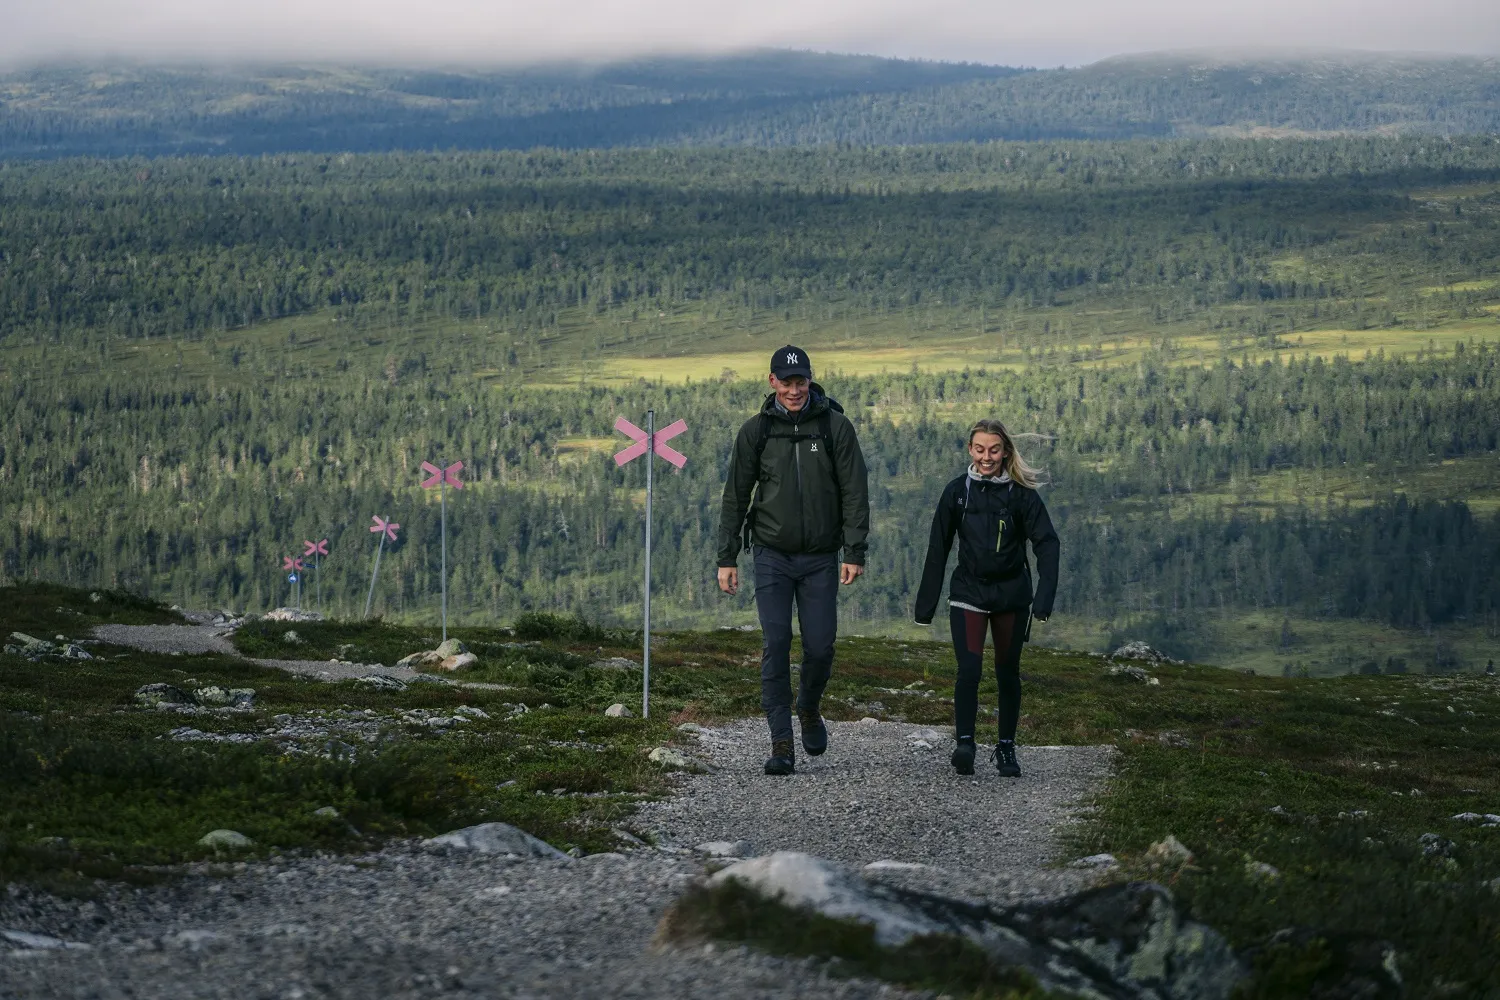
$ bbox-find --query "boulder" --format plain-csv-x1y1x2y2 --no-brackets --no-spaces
422,822,568,859
1144,835,1195,870
675,722,703,733
592,657,640,670
453,705,489,719
434,638,468,658
1107,662,1160,684
197,829,254,850
134,683,194,708
264,608,324,623
439,652,478,671
605,703,633,718
280,630,303,645
702,851,1245,999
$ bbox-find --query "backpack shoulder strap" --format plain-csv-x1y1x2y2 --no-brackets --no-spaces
750,413,773,483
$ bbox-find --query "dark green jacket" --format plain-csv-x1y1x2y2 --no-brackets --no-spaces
716,386,870,566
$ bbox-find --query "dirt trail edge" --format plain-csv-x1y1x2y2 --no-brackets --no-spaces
2,716,1113,999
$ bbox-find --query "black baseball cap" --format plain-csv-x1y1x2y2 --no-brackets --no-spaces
770,344,812,380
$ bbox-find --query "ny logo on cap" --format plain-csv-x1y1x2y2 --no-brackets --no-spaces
786,352,799,364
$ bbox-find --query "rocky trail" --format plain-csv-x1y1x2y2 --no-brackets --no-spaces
1,688,1118,999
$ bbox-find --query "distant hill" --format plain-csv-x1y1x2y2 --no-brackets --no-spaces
0,49,1496,157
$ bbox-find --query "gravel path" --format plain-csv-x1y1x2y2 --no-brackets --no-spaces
639,719,1113,904
1,719,1112,999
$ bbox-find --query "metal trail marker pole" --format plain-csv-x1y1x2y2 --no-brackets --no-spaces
614,413,687,719
420,461,465,642
303,538,329,614
364,516,399,618
282,556,304,610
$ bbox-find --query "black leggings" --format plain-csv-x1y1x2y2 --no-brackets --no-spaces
949,606,1027,742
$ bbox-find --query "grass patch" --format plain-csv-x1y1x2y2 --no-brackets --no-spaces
0,582,182,638
659,878,1056,1000
5,583,1500,993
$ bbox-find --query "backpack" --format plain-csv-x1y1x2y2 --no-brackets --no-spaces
739,400,843,553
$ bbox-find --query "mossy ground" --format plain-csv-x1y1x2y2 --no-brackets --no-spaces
4,583,1499,995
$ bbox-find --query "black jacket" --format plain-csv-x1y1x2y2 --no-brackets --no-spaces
914,473,1059,623
716,385,870,566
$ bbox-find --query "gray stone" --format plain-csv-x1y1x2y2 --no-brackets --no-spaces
264,608,323,622
195,686,255,707
592,657,640,670
1069,853,1120,869
453,705,489,719
434,638,468,658
1144,835,1194,869
1419,833,1457,858
281,630,303,645
134,683,194,707
313,806,340,819
198,829,254,850
863,860,929,872
906,727,947,742
422,822,568,859
695,840,753,858
605,703,633,718
1244,860,1281,882
675,722,702,733
708,851,1245,999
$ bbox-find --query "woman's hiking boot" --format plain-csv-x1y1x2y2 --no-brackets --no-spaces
951,738,976,775
798,709,828,756
764,739,796,776
993,741,1021,777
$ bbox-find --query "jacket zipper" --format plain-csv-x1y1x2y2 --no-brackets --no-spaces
996,517,1005,552
793,422,804,547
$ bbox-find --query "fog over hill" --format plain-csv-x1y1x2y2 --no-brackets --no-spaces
1,49,1496,157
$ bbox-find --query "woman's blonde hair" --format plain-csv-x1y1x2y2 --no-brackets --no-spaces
968,419,1043,489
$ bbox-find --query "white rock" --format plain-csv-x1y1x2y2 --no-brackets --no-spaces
1244,860,1281,882
312,807,340,819
439,652,478,671
1067,853,1119,869
584,852,628,862
695,840,753,858
1452,812,1486,822
453,705,489,719
355,675,407,691
592,657,640,670
605,703,633,718
710,852,942,946
909,740,934,750
906,728,946,742
2,929,90,950
1144,834,1194,867
649,747,692,769
863,860,928,871
434,638,468,658
422,822,568,859
858,717,881,724
675,722,703,734
197,829,254,850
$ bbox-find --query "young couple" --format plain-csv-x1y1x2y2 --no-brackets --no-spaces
716,346,1060,778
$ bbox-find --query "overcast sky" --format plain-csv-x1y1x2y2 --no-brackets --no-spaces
2,0,1497,69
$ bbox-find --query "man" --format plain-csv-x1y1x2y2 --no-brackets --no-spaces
717,345,870,776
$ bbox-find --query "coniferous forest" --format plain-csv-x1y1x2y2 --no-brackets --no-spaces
3,54,1499,673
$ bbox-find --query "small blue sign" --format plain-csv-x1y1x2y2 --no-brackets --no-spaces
288,573,299,583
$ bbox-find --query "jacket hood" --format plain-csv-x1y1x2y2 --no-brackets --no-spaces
760,382,835,419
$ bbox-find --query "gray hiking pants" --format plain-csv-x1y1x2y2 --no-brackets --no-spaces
753,545,840,744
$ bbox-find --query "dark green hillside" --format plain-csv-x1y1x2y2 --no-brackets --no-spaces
1,51,1496,158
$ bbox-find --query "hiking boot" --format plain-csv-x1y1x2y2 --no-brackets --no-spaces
764,739,796,776
951,739,976,775
798,709,828,756
993,742,1021,778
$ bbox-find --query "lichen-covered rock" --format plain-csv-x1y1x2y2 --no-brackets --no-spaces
194,686,255,708
134,683,194,707
605,703,633,717
434,638,468,658
649,747,692,769
354,674,407,691
1111,641,1179,665
197,829,254,850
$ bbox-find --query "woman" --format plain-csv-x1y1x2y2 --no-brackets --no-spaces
914,419,1059,777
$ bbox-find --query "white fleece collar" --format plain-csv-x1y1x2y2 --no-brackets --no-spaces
967,464,1011,485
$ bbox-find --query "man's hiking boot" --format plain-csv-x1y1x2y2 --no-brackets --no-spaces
798,709,828,756
764,739,796,776
951,739,976,775
993,741,1021,778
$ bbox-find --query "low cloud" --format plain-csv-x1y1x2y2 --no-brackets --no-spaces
1,0,1496,68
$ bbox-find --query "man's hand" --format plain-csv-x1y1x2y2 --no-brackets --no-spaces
718,567,739,596
839,563,865,586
